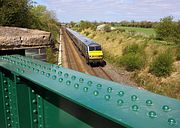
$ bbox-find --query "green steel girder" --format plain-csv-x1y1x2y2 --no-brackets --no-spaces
0,55,180,128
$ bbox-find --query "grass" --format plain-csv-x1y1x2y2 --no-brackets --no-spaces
80,28,180,99
116,26,156,36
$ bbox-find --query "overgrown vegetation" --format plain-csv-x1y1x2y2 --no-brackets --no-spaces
120,44,146,71
78,18,180,99
150,50,174,77
155,16,180,45
0,0,60,63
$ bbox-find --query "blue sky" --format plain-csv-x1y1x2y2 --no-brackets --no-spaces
35,0,180,22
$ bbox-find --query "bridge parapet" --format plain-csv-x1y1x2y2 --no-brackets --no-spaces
0,27,52,50
0,55,180,128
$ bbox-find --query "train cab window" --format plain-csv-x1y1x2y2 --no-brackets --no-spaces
89,46,101,51
96,46,101,50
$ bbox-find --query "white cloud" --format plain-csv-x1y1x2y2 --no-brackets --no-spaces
37,0,180,22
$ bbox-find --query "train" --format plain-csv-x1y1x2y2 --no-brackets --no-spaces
66,28,105,66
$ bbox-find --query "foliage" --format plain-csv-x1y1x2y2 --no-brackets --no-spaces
77,20,97,31
114,20,155,28
0,1,60,64
120,44,146,71
0,0,32,27
176,47,180,61
119,53,146,71
155,16,180,45
150,50,174,77
103,25,111,32
122,43,145,55
30,5,60,43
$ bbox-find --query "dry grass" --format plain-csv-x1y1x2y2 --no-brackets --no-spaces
81,29,180,99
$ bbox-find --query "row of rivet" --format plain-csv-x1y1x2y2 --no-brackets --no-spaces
3,78,12,127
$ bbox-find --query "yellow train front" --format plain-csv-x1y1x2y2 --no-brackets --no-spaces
66,28,105,66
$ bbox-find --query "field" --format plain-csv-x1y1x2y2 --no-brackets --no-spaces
115,26,156,36
81,28,180,99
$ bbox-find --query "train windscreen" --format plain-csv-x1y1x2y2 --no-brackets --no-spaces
89,46,101,51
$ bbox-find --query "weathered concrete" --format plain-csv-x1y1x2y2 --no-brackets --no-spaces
0,26,52,50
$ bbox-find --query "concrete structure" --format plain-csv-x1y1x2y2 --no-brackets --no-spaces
0,26,52,61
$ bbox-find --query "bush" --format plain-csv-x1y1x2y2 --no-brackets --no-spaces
176,47,180,61
104,25,111,32
120,53,146,71
122,43,144,55
150,50,174,77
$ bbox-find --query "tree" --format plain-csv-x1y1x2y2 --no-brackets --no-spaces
155,16,180,45
0,0,32,28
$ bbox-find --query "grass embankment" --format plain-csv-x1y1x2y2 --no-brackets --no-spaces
116,26,155,36
81,28,180,99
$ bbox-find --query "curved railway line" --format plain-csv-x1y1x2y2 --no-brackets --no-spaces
62,28,113,81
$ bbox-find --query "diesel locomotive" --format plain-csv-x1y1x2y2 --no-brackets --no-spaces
66,28,105,66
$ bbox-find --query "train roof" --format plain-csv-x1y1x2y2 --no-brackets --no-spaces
66,28,100,47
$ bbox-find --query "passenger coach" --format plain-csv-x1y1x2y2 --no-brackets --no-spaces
66,28,105,66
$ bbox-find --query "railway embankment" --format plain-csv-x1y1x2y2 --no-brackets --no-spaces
79,28,180,99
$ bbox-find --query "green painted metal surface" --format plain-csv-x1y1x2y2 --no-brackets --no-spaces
0,55,180,128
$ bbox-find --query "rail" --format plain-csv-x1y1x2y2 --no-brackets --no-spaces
0,55,180,128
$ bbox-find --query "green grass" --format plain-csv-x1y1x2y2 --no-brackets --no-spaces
116,26,156,36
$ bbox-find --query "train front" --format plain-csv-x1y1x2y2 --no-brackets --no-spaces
88,44,105,65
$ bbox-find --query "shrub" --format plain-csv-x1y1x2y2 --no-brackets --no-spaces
176,47,180,61
150,50,174,77
119,53,146,71
122,43,144,55
104,25,111,32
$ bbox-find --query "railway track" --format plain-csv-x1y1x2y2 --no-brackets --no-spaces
62,28,113,81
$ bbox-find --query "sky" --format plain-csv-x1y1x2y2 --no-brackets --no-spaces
35,0,180,22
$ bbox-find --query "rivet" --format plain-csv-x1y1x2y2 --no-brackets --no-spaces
6,110,10,113
59,78,63,83
46,73,50,78
33,119,38,123
93,91,99,96
105,95,111,101
162,105,171,112
32,99,36,104
66,81,71,85
132,105,139,111
118,91,124,96
148,111,157,118
79,78,84,83
35,69,39,73
8,124,11,127
5,103,9,106
146,100,153,106
3,80,7,84
52,69,56,73
87,81,92,86
58,71,62,76
33,109,37,114
64,73,69,78
41,71,45,75
7,117,10,120
117,99,124,106
52,75,57,80
71,75,76,80
4,88,8,92
74,83,79,88
83,87,88,92
168,118,176,126
107,87,113,93
96,84,102,89
131,95,138,101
